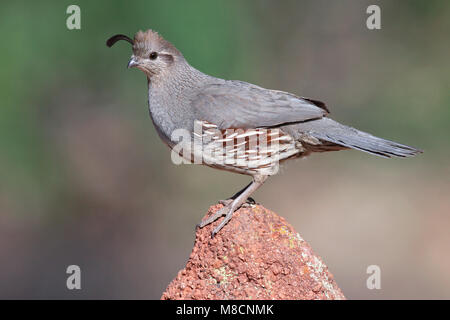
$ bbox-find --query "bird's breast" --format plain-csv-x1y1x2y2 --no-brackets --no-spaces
147,87,178,148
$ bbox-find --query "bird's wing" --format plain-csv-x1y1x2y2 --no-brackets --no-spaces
191,80,328,130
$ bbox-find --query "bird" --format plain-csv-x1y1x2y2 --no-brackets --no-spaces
106,30,422,237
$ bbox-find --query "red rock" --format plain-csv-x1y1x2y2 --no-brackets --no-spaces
161,204,345,300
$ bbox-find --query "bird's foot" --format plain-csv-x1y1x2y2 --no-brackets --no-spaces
196,205,228,230
210,205,235,238
196,198,255,237
218,197,256,207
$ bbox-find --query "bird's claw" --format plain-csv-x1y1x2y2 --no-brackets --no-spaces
197,205,229,230
218,197,256,208
211,205,234,237
197,197,257,237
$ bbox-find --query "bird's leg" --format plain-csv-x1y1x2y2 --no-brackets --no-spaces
198,181,252,229
211,175,267,237
219,197,256,206
218,182,255,207
198,175,268,237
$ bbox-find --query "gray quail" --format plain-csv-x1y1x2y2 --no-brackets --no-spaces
107,30,422,237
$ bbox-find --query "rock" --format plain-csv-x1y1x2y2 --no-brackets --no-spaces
161,203,345,300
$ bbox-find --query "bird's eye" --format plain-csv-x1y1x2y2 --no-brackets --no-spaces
149,52,158,60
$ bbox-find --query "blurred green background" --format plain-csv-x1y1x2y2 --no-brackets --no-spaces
0,0,449,299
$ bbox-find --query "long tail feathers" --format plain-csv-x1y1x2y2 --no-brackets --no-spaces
305,118,422,158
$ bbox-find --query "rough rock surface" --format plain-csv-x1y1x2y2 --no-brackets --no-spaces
162,203,345,300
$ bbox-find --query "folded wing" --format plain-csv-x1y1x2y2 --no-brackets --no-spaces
191,80,328,130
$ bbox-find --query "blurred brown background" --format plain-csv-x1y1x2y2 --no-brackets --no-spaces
0,0,449,299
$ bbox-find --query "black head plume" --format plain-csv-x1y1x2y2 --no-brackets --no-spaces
106,34,134,47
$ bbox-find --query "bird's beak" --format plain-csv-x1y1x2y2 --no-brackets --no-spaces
127,57,139,69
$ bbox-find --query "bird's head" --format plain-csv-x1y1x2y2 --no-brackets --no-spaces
107,30,183,78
